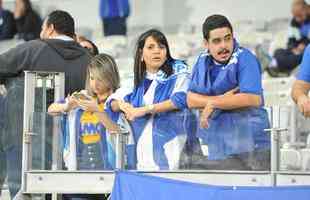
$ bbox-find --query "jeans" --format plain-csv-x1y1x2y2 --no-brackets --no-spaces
2,77,54,199
63,194,105,200
102,17,127,36
65,143,106,200
78,143,105,170
190,149,271,171
0,145,22,198
1,78,24,199
0,95,6,195
273,48,303,72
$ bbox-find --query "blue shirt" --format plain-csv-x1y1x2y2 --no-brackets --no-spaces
189,41,270,160
189,47,263,96
208,55,262,95
238,50,263,95
297,44,310,82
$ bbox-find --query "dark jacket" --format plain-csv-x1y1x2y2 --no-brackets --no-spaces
0,38,91,147
0,9,16,40
0,38,91,95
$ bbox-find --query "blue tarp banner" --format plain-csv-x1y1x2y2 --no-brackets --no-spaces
111,171,310,200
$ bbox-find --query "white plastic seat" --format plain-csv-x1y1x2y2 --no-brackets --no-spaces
300,148,310,171
262,77,295,93
264,91,294,107
280,147,302,170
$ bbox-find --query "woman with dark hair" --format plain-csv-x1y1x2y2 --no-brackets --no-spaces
110,29,192,170
14,0,42,41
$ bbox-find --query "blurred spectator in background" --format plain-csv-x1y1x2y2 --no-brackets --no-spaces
99,0,130,36
259,0,310,77
0,0,16,40
306,0,310,14
14,0,42,41
292,44,310,117
77,35,99,56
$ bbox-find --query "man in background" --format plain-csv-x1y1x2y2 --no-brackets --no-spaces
0,10,91,199
0,0,16,40
263,0,310,76
99,0,130,36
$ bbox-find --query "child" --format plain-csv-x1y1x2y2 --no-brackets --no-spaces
48,53,121,171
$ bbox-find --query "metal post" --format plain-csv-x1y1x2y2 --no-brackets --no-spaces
265,106,289,186
41,76,47,170
21,72,65,200
22,71,36,192
290,105,297,143
52,72,65,171
52,73,65,200
115,129,129,169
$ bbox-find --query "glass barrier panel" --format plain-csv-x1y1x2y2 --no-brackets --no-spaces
124,107,271,172
25,72,279,174
29,112,60,170
276,105,310,171
28,111,129,171
27,105,275,172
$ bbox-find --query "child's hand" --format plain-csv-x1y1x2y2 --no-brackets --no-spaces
66,95,79,111
77,98,100,112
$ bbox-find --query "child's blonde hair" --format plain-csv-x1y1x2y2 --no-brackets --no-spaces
85,53,120,96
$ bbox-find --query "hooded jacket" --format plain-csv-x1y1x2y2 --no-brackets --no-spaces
0,38,91,94
0,38,91,148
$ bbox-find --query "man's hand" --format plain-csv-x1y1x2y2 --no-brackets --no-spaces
297,95,310,117
200,101,214,128
222,87,239,97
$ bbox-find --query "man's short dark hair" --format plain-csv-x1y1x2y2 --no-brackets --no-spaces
202,14,233,41
46,10,75,38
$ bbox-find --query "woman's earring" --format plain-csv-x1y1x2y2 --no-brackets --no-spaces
141,57,144,62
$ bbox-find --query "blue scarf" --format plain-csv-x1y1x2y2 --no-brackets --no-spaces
123,59,190,169
189,40,243,96
152,59,188,83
